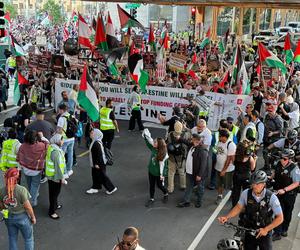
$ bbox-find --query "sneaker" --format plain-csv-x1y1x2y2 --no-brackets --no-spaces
40,177,48,184
272,233,282,241
207,185,216,190
163,194,168,203
195,201,202,208
86,188,99,194
281,231,288,237
106,187,118,195
63,174,69,179
215,195,223,205
67,170,74,176
176,202,190,208
145,199,155,207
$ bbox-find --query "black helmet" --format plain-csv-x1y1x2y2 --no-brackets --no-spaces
217,239,239,250
287,130,298,141
250,170,268,184
280,149,295,159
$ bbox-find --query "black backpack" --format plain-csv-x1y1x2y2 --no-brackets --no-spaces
167,132,184,156
104,147,113,166
63,115,78,138
11,114,23,130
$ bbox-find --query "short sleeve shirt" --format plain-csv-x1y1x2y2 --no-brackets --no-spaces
215,140,236,172
0,185,31,214
238,188,282,216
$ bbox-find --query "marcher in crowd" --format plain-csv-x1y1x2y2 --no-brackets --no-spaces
113,227,145,250
128,86,144,132
86,129,117,195
17,130,48,207
0,168,36,250
142,129,168,207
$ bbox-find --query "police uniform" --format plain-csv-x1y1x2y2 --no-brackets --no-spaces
238,188,282,250
100,106,116,149
273,161,300,235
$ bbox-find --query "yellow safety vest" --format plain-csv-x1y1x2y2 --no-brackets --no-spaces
132,94,141,111
31,87,39,103
199,110,209,117
0,139,18,171
8,57,16,68
100,107,115,131
45,145,65,177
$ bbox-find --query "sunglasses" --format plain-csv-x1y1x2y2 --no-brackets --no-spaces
282,157,289,161
121,240,136,247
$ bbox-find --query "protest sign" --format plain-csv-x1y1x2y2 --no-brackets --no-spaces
51,54,65,73
168,53,187,72
54,78,79,109
36,36,47,46
98,84,252,131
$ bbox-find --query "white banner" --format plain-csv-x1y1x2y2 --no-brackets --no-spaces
98,83,252,131
54,80,252,131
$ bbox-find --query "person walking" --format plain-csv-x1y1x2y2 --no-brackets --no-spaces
15,104,33,143
56,103,75,178
272,149,300,241
231,141,256,207
177,133,209,208
100,98,119,149
17,130,48,207
128,86,144,132
142,129,169,207
85,129,117,195
45,134,67,219
0,168,36,250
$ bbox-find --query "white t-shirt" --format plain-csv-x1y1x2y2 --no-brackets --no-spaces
214,140,236,172
185,147,195,175
191,127,212,147
57,112,75,142
288,110,300,129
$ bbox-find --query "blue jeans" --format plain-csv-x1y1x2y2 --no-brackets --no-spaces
62,139,74,172
183,174,205,204
24,173,41,207
5,213,34,250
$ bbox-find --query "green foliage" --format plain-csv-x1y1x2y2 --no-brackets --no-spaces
4,2,17,18
41,0,65,25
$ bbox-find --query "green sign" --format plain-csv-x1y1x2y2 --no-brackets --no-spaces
125,3,141,9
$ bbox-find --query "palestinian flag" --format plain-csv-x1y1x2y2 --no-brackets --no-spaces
11,36,26,57
294,39,300,63
78,14,94,50
148,24,155,51
72,11,78,23
94,15,108,51
230,44,243,86
224,28,230,49
77,65,100,122
63,26,69,42
106,12,119,50
92,17,97,31
218,39,225,54
258,42,287,74
13,72,28,105
218,70,229,88
4,12,11,23
239,61,251,95
128,53,149,93
192,52,197,64
284,33,294,65
117,4,145,30
200,27,211,49
160,24,169,49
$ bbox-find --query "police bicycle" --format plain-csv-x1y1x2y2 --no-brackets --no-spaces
217,222,257,250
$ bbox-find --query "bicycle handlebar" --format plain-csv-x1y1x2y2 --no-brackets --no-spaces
224,222,257,235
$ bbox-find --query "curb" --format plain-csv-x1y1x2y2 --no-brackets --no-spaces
291,216,300,250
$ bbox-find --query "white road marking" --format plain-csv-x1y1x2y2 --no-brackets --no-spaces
77,150,89,158
187,191,232,250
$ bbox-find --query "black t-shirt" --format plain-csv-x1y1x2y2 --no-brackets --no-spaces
277,102,290,121
253,94,263,112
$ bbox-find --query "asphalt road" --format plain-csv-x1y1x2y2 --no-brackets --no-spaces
0,109,299,250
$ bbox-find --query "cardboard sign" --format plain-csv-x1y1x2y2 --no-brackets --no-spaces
168,53,187,72
38,52,51,70
36,36,47,46
28,53,39,68
262,66,279,82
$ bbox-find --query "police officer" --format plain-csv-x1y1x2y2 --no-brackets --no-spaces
218,170,283,250
127,86,144,132
0,129,21,173
272,149,300,241
268,130,300,162
100,98,119,149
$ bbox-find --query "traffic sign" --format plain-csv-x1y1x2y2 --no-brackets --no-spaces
125,3,141,9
